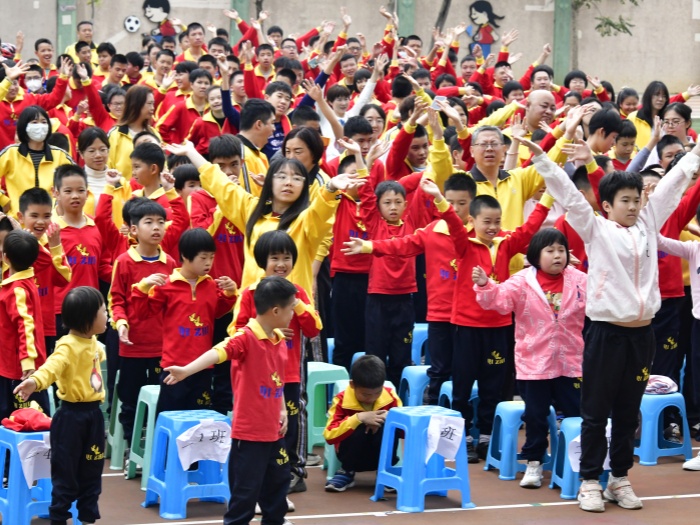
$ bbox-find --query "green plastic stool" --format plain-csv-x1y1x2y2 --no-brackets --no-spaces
323,380,397,478
126,385,161,489
306,362,349,453
105,372,127,470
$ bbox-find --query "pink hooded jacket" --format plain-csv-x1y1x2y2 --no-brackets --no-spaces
474,266,587,380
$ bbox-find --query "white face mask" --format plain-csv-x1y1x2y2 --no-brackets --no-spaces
26,122,49,142
25,79,43,93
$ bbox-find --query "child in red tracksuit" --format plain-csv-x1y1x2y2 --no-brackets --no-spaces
108,200,177,447
323,355,402,491
233,230,321,500
425,179,554,463
131,228,237,414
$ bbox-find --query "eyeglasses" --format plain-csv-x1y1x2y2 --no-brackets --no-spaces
282,45,297,50
473,143,504,150
663,118,684,127
272,173,306,184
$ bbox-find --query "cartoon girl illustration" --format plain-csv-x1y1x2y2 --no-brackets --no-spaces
466,1,505,56
143,0,183,40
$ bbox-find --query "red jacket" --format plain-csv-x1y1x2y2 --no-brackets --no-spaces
385,126,416,181
157,97,208,145
33,238,72,336
233,282,321,383
443,198,551,327
330,193,372,276
0,269,46,379
189,189,244,285
215,319,288,441
54,215,113,314
187,113,235,156
131,269,237,368
108,246,177,358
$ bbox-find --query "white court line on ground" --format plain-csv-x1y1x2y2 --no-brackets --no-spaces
124,493,700,525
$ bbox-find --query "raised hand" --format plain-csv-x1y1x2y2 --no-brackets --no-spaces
340,7,352,29
471,43,483,58
74,99,89,116
75,62,89,81
337,137,361,157
512,135,545,157
329,172,365,192
561,138,594,165
420,177,442,199
501,29,520,47
472,266,488,286
160,171,175,192
301,79,323,101
366,141,390,169
686,84,700,97
105,169,121,186
2,60,30,80
587,75,601,90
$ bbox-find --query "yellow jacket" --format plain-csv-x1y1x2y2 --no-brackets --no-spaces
31,334,106,403
107,124,161,181
627,111,651,150
0,143,74,216
238,136,269,198
198,161,341,298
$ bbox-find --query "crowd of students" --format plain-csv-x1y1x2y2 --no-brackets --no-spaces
1,4,700,523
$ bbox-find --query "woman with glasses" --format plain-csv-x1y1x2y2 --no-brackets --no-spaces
662,103,697,149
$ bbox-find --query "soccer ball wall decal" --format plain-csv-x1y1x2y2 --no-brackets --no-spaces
124,16,141,33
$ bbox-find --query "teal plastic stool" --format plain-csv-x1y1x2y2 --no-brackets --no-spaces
126,385,161,489
143,410,230,519
411,323,429,365
398,365,430,406
323,380,397,478
105,372,127,470
371,406,475,512
306,362,349,453
484,400,558,480
634,392,693,465
549,417,610,499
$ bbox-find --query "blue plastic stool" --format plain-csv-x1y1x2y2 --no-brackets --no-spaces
351,352,366,366
634,393,693,466
306,362,349,453
411,323,429,365
143,410,230,519
371,406,475,512
398,365,430,406
484,401,558,480
549,417,610,499
0,427,81,524
323,380,397,479
438,381,480,440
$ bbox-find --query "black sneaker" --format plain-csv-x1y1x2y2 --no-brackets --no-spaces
476,441,489,460
467,443,480,464
288,472,307,493
664,423,681,444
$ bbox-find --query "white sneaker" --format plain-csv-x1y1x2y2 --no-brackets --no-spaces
603,476,643,509
286,496,295,512
255,503,261,514
683,451,700,471
578,480,605,512
519,461,543,488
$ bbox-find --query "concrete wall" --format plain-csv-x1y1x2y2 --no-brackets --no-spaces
2,0,699,95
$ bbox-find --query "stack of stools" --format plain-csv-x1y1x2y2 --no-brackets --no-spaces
143,409,230,519
306,362,349,453
438,381,480,440
634,392,693,465
549,416,610,498
484,400,558,480
371,405,475,512
411,323,429,365
0,426,80,524
398,365,430,406
125,385,161,489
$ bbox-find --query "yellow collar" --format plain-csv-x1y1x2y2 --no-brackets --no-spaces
185,96,209,113
2,268,35,286
127,245,167,263
55,214,95,228
247,318,285,343
341,385,395,411
169,268,211,286
254,64,275,79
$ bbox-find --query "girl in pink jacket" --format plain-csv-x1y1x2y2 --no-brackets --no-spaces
473,228,587,489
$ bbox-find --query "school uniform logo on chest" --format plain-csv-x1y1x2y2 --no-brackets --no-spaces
67,244,96,266
178,313,210,337
217,222,244,244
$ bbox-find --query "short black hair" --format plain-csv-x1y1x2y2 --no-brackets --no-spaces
209,134,242,161
0,216,13,233
240,99,275,131
61,286,105,335
530,64,554,82
125,51,144,70
2,230,39,271
17,105,52,145
78,126,109,154
338,154,358,174
564,69,587,89
256,43,275,56
599,171,643,206
179,227,216,261
375,180,406,201
343,116,373,138
167,154,191,170
469,194,501,218
572,166,591,191
326,84,351,103
502,81,524,101
411,68,430,81
74,41,91,54
253,275,297,315
207,36,230,52
54,164,87,189
291,106,320,126
656,135,684,158
132,130,160,146
494,60,511,71
265,80,293,98
486,99,506,115
444,173,477,198
110,54,128,67
173,164,200,190
594,155,611,170
122,196,149,226
564,91,582,104
275,68,297,86
19,187,52,213
156,49,175,62
351,355,386,389
282,126,325,165
617,119,637,140
34,38,53,52
174,60,198,75
588,109,622,138
47,133,70,153
130,199,167,226
197,55,218,69
526,228,570,269
189,68,213,84
186,22,205,36
435,73,456,87
253,230,298,269
96,42,116,56
162,35,177,47
391,75,413,98
130,142,165,172
267,25,283,36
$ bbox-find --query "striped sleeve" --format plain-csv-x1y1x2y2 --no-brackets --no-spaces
13,287,38,371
